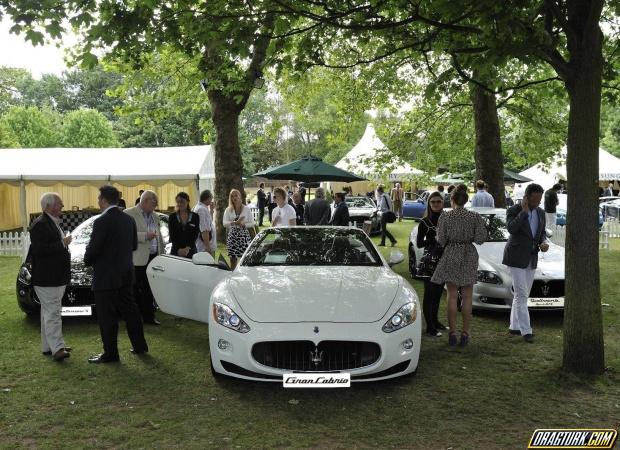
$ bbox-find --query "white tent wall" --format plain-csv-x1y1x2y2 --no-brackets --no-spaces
326,123,423,195
519,147,620,190
0,145,215,231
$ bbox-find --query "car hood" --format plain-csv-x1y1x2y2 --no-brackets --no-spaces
228,266,400,323
68,243,93,286
476,241,565,280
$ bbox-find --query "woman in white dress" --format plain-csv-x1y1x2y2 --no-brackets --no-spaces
223,189,255,270
270,187,297,227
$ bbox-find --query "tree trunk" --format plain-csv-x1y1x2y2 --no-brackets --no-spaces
208,90,245,243
471,84,506,208
562,5,605,374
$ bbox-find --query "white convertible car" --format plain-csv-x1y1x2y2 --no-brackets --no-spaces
408,208,565,310
148,227,421,382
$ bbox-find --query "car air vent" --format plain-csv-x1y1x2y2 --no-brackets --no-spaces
252,340,381,371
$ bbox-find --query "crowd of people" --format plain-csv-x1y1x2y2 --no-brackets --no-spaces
30,177,557,362
415,183,550,346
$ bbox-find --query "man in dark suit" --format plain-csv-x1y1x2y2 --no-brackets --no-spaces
256,183,267,227
30,193,73,361
330,192,350,226
84,185,148,363
303,187,331,225
502,183,549,343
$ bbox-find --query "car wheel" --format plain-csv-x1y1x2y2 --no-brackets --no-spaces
408,244,418,279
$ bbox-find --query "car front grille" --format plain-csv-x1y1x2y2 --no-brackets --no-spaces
63,287,95,306
529,280,564,298
252,340,381,371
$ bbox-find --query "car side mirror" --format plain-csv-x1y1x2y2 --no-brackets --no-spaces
545,228,553,238
388,250,405,267
192,252,215,265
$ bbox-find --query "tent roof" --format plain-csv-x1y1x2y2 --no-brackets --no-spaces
336,123,423,179
0,146,214,183
519,147,620,189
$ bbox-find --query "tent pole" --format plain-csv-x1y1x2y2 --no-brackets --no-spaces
194,175,200,204
19,178,28,233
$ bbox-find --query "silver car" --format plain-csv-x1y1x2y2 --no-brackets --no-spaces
332,196,381,234
408,207,565,310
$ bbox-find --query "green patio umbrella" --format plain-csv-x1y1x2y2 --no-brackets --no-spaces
253,155,366,182
503,169,532,183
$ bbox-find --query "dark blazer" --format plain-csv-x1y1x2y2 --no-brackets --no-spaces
303,198,331,225
168,211,200,256
256,189,267,208
294,203,305,225
502,204,546,269
330,202,350,226
29,214,70,287
84,207,138,291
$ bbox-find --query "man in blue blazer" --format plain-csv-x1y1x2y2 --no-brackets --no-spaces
84,185,148,363
502,183,549,343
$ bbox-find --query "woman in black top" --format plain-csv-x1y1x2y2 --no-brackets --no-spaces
169,192,200,258
416,191,447,337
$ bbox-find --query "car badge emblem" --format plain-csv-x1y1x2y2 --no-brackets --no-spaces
541,284,550,296
313,326,319,333
310,348,323,367
67,290,76,304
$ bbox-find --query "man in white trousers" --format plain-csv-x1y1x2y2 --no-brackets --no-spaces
502,183,549,343
29,193,73,361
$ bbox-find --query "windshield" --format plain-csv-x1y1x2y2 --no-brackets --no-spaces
345,197,375,208
242,228,383,267
71,217,95,245
480,214,509,242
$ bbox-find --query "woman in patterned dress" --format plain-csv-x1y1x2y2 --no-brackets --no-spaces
431,184,487,346
223,189,255,270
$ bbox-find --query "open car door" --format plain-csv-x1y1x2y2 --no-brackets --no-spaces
146,253,230,323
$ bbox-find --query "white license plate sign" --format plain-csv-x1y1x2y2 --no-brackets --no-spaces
61,306,92,316
527,297,564,307
283,373,351,388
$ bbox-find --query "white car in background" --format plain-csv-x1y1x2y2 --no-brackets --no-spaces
408,208,565,310
148,227,421,382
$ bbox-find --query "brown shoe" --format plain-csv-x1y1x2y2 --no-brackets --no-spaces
53,349,70,362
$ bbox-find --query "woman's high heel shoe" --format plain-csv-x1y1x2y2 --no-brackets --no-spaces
448,332,457,346
459,332,469,347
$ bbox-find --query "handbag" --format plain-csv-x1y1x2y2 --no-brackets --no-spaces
416,219,444,277
383,210,396,223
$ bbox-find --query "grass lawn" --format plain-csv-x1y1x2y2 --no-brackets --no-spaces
1,221,618,449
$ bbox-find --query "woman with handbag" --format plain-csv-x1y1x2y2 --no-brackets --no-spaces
223,189,255,270
431,184,487,347
416,191,448,337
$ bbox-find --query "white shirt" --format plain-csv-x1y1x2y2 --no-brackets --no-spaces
193,202,217,253
471,190,495,207
271,204,297,227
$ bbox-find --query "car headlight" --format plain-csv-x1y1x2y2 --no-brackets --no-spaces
212,302,250,333
477,270,503,284
18,266,32,284
382,302,417,333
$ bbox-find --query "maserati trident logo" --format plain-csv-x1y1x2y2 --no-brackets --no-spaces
541,284,550,297
67,290,76,304
313,326,319,333
310,348,324,367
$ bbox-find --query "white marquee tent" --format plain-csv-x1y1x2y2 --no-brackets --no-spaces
329,123,423,194
519,147,620,190
0,146,215,231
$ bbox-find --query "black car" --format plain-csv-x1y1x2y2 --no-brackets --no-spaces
16,212,170,316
